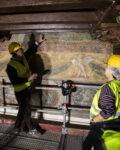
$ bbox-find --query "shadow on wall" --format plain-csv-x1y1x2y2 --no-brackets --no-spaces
24,33,51,120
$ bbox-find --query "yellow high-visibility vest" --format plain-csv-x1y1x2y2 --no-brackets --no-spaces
90,80,120,150
7,55,33,92
102,130,120,150
90,80,120,122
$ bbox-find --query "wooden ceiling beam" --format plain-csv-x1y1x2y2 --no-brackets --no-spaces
0,0,113,14
0,12,98,24
10,29,90,33
0,23,92,32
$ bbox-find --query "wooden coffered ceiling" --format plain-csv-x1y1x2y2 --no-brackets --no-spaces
0,0,120,42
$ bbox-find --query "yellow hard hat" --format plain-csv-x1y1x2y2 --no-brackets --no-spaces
8,42,22,54
107,55,120,69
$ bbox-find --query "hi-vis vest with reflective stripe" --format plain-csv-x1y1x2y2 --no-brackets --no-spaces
8,55,33,92
90,80,120,121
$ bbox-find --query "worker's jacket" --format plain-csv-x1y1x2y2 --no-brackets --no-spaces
90,80,120,150
90,80,120,122
7,55,33,92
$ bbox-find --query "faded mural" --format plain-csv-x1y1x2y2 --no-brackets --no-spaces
0,33,112,82
0,33,113,109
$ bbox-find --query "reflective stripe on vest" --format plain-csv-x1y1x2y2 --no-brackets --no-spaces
90,80,120,122
8,55,32,92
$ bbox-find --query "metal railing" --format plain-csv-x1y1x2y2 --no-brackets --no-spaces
0,79,101,150
0,80,101,133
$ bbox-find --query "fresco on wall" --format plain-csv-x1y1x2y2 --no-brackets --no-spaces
38,47,109,83
0,33,113,108
0,33,112,83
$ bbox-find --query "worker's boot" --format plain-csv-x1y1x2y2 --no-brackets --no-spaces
36,125,46,134
28,127,46,137
13,126,21,134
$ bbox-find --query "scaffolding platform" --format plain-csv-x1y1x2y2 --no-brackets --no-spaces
0,124,84,150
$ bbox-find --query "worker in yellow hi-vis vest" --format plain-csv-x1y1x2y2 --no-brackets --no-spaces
83,55,120,150
6,34,45,136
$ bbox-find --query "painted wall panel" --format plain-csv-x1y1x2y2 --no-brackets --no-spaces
0,32,113,114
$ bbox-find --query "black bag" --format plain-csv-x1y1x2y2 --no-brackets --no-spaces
102,117,120,131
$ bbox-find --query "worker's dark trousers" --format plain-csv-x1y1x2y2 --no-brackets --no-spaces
14,88,34,130
83,122,106,150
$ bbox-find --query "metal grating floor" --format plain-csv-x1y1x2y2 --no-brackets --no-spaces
0,124,84,150
64,134,84,150
0,124,61,150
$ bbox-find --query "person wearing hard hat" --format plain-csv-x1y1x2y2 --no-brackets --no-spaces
6,34,45,135
83,55,120,150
